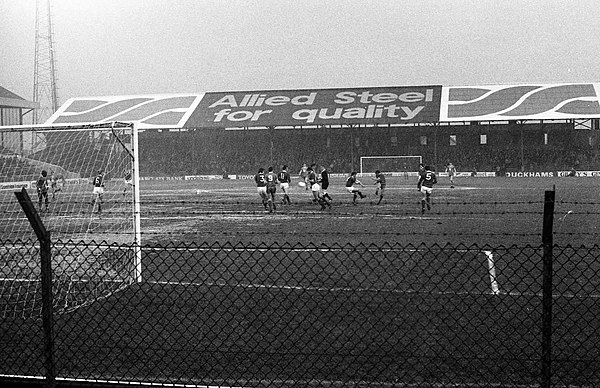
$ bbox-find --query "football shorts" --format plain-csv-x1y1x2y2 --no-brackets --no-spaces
420,186,433,195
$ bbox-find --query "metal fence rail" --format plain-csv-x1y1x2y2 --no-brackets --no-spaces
1,239,599,387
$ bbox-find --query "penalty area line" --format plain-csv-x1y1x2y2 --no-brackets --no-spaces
148,278,600,300
149,279,503,298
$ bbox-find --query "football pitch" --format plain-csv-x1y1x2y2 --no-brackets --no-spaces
1,175,600,387
138,174,599,247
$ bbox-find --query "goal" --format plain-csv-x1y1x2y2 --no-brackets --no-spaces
360,155,422,175
0,122,141,318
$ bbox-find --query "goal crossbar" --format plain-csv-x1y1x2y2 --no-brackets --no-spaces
0,121,134,133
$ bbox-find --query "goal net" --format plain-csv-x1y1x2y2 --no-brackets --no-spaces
360,155,422,175
0,122,141,318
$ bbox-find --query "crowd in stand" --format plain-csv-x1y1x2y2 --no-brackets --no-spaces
3,125,598,182
137,125,600,177
0,153,38,182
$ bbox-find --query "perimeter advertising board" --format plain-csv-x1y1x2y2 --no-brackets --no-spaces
185,86,442,128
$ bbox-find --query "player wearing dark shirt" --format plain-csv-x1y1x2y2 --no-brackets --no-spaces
373,170,386,205
318,165,332,210
92,169,105,213
320,166,331,201
278,165,292,205
36,170,49,212
255,168,269,212
417,165,437,215
266,166,278,213
418,162,426,183
345,171,366,205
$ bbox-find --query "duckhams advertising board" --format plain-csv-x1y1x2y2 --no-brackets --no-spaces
185,86,442,128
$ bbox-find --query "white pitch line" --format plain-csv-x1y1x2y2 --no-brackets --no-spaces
150,279,504,297
4,275,597,300
0,374,554,388
485,250,500,295
0,375,243,388
148,278,600,300
142,246,486,254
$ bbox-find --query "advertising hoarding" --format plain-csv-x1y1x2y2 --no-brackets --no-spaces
185,86,442,128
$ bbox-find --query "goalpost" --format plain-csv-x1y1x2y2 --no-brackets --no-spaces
0,122,142,319
360,155,422,175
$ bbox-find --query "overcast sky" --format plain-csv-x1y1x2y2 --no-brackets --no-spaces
2,0,600,104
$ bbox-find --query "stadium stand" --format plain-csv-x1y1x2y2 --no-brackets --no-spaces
138,122,600,176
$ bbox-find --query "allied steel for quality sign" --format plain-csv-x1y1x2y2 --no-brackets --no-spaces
186,86,442,128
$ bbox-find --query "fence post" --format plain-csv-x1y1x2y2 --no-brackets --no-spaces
541,188,555,388
14,188,55,388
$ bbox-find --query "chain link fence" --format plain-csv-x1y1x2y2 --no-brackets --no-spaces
1,238,599,387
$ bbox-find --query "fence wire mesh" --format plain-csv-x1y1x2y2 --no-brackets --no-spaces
1,239,599,387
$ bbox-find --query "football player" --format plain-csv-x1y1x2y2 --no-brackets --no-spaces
91,169,105,213
373,170,386,205
278,165,292,205
254,168,269,212
266,166,278,212
417,165,437,215
36,170,50,212
345,171,366,205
